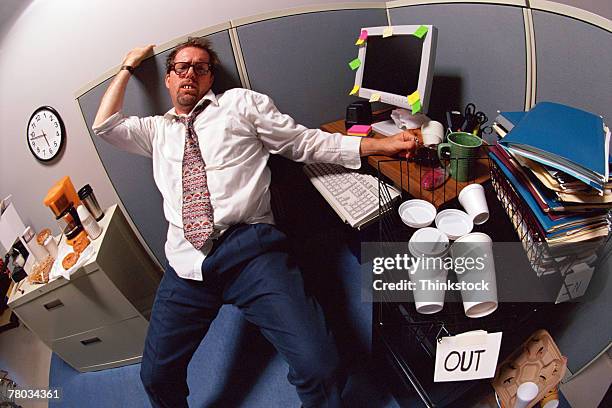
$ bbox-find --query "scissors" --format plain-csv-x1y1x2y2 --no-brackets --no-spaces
464,103,477,119
462,103,488,133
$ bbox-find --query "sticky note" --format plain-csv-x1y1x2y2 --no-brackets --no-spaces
369,93,381,102
408,90,420,105
349,58,361,70
383,26,393,38
349,85,360,96
413,25,428,39
411,100,422,114
355,30,368,45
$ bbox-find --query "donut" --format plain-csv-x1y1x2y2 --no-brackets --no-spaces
62,252,79,270
72,234,91,253
37,228,52,245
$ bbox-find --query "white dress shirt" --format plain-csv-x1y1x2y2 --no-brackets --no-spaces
93,88,362,280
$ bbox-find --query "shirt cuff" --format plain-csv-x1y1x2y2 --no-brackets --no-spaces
340,136,362,169
92,111,124,135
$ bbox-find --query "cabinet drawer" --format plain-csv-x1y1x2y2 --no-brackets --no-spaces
13,269,138,340
52,316,148,372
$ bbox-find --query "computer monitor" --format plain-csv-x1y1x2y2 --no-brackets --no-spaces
353,25,437,113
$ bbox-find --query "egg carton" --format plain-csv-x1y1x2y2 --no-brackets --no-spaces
492,329,566,408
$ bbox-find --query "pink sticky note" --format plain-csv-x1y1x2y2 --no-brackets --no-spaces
359,30,368,41
348,125,372,134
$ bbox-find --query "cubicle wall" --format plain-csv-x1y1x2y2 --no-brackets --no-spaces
532,10,612,121
236,9,388,128
388,3,527,123
76,1,610,268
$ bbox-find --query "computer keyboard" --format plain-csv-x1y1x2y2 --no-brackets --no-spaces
303,162,400,229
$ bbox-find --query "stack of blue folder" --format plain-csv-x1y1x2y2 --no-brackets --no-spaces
489,102,611,275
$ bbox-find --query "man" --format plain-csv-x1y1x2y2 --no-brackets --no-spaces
92,38,418,408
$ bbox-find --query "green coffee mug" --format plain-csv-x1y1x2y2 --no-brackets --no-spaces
437,132,482,182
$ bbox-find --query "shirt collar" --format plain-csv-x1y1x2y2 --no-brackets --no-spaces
164,90,218,119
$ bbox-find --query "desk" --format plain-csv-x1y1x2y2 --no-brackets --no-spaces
8,205,161,372
320,118,490,207
320,118,568,406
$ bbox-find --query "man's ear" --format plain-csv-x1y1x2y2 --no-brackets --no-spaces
165,73,170,89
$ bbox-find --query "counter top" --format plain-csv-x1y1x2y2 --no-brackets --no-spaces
8,205,117,308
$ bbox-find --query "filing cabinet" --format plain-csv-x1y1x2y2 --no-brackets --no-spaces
8,205,162,372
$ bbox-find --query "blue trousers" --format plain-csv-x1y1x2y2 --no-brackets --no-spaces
140,224,342,408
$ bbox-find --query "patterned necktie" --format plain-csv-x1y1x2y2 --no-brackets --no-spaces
179,100,213,249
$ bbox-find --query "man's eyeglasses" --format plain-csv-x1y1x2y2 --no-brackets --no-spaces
170,62,212,76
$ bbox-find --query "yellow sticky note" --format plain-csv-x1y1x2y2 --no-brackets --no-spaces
407,90,420,105
349,58,361,70
355,38,365,46
369,93,381,102
383,27,393,38
411,100,422,114
413,25,428,39
349,85,360,96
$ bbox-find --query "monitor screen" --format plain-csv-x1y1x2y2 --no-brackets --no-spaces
361,35,423,97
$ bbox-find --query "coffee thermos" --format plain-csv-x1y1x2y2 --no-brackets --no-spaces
78,184,104,221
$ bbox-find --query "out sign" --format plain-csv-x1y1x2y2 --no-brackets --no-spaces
434,331,503,382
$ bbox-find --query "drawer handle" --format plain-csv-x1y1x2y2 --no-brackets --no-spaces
43,299,64,310
80,337,102,346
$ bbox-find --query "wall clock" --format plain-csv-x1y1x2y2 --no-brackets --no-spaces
27,106,66,162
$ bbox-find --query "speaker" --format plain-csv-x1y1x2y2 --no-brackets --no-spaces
345,101,372,129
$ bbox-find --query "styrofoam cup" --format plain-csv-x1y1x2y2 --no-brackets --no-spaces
421,120,445,146
413,269,448,314
409,228,450,314
458,184,489,225
514,382,539,408
451,232,498,318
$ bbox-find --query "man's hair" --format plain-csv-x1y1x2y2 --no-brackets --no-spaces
165,37,220,74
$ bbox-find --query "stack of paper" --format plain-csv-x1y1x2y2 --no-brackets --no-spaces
489,102,611,279
347,124,372,137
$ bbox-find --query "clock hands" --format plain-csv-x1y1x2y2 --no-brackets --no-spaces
31,131,50,147
41,130,50,147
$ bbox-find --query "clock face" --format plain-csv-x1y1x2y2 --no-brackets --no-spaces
27,106,65,162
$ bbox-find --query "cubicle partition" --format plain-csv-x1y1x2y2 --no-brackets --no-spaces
236,8,388,128
532,10,612,121
388,2,528,123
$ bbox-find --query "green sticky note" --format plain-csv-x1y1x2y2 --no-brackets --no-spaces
348,58,361,70
413,25,428,39
411,100,422,115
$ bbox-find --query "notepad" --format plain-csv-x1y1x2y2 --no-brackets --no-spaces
347,125,372,137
